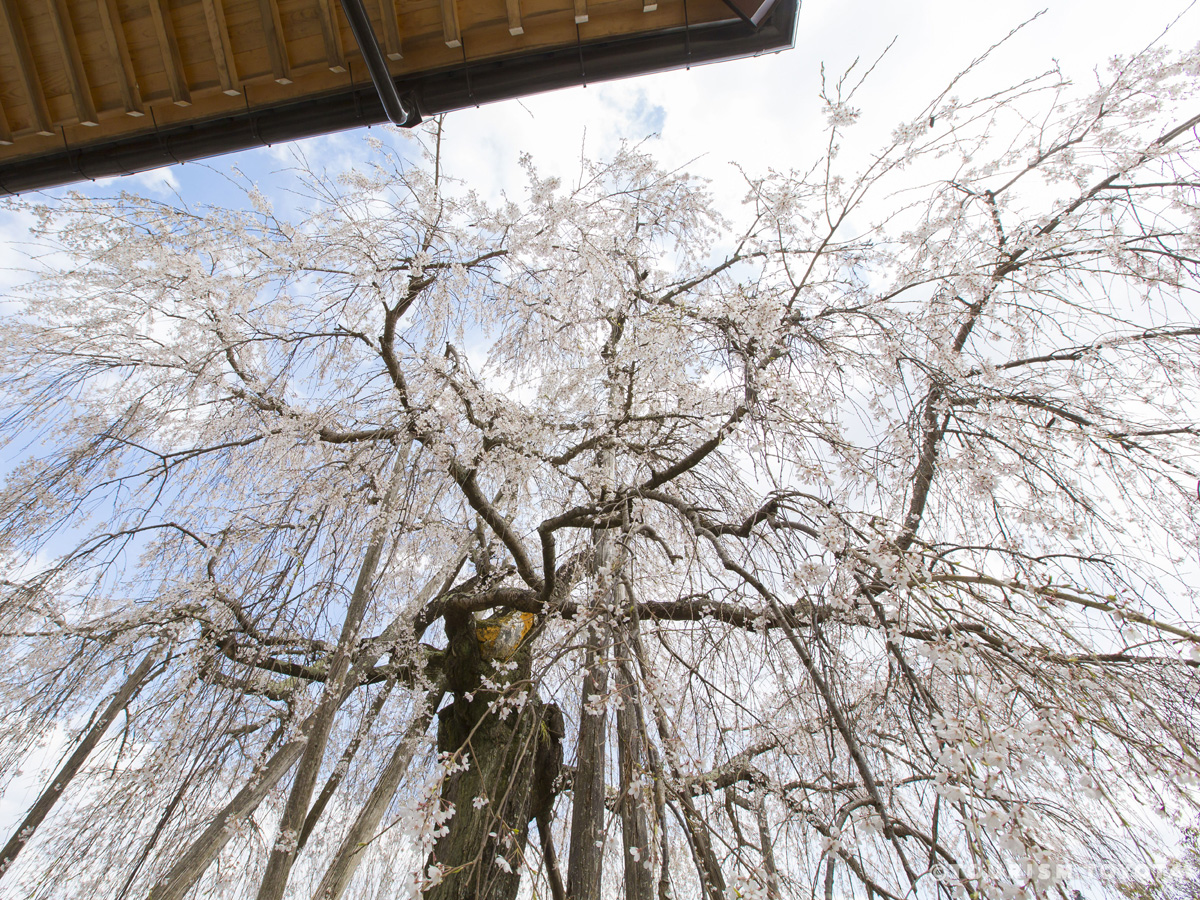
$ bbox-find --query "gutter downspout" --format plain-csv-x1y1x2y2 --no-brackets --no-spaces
335,0,416,125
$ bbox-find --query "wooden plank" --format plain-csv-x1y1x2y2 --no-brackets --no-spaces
147,0,192,105
453,16,579,60
313,0,346,71
504,0,521,35
0,0,55,134
439,0,459,47
377,0,402,59
574,2,697,41
256,0,293,83
47,0,99,125
454,0,702,60
572,0,586,23
199,0,242,94
0,99,13,144
95,0,145,115
395,0,720,60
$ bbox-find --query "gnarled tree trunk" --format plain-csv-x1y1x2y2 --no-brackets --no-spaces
427,605,560,900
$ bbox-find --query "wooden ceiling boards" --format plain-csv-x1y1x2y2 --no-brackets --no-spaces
0,0,797,191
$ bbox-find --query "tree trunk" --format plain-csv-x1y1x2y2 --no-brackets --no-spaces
754,794,781,900
427,692,542,900
568,452,618,900
0,647,162,881
628,616,726,900
567,620,608,900
149,731,307,900
312,682,444,900
257,445,410,900
426,605,552,900
615,656,653,900
296,679,397,855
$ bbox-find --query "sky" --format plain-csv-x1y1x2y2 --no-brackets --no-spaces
1,0,1195,302
3,0,1197,221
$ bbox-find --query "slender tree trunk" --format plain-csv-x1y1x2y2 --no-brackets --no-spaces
616,655,653,900
296,679,397,854
754,794,781,900
567,619,609,900
568,355,627,900
257,445,410,900
628,615,726,900
0,647,162,881
149,732,307,900
151,688,391,900
312,682,443,900
531,703,566,900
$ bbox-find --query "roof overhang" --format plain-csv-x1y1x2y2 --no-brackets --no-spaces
0,0,797,193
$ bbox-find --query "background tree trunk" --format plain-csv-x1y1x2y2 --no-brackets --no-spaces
616,652,653,900
0,647,162,880
567,619,609,900
257,446,411,900
312,683,444,900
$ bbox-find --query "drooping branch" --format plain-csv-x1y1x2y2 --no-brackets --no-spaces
312,681,445,900
256,444,412,900
0,646,165,880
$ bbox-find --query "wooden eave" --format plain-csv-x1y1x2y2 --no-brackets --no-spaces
0,0,797,192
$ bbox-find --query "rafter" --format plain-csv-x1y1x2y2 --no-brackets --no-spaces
95,0,144,115
0,101,13,145
200,0,241,95
377,0,402,59
147,0,192,106
47,0,99,125
0,0,798,193
256,0,293,84
440,0,460,48
505,0,521,35
0,0,54,135
314,0,347,73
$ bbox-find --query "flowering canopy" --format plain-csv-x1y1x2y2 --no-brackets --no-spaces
1,37,1199,900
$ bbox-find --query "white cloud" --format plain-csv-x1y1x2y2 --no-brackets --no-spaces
92,163,181,196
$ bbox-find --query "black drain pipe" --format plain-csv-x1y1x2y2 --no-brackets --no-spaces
336,0,413,125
